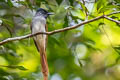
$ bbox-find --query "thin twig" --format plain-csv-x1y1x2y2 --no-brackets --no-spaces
107,11,120,16
0,11,120,45
4,26,13,37
104,15,120,24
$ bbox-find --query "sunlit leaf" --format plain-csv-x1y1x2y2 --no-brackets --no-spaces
98,22,105,26
0,0,120,80
76,0,89,16
71,8,85,20
98,5,119,13
48,36,60,46
7,0,13,7
16,66,28,70
96,0,107,11
0,65,28,71
1,18,14,28
110,16,119,19
114,45,120,55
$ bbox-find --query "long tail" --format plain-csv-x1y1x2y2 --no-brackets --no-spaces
33,37,49,80
39,47,49,80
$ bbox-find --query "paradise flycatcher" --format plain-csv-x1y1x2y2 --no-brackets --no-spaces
31,8,53,80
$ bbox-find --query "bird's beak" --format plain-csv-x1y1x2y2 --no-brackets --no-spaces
47,12,54,15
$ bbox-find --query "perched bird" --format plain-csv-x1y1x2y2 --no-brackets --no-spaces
31,8,53,80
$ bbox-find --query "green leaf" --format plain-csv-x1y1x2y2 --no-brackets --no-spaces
7,0,13,7
56,0,62,5
96,0,107,11
98,22,105,26
71,8,85,20
76,0,88,16
26,0,33,10
1,18,14,28
78,59,83,67
114,45,120,50
36,0,45,6
63,16,68,27
69,0,74,6
16,1,28,6
16,66,28,70
48,36,60,46
114,45,120,55
98,5,119,13
3,14,25,20
0,65,28,71
16,0,33,10
114,0,120,3
110,16,119,19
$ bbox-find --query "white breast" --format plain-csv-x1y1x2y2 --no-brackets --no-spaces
31,16,47,50
32,16,46,34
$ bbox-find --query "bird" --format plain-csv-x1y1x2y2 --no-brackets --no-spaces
31,8,53,80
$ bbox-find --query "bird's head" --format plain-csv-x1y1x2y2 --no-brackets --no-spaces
36,8,54,18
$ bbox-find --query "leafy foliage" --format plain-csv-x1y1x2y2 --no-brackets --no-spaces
0,0,120,80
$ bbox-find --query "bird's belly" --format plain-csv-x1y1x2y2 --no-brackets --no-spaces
32,21,46,50
32,21,46,33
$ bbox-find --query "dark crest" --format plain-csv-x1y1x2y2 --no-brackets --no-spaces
37,8,48,15
36,8,54,18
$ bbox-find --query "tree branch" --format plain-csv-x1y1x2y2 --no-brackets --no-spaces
104,15,120,24
0,11,120,45
107,11,120,16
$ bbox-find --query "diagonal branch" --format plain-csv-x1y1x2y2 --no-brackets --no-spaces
0,15,104,45
107,11,120,16
104,15,120,24
0,11,120,45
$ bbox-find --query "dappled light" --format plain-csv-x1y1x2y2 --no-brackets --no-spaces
0,0,120,80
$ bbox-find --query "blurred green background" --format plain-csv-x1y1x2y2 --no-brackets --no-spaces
0,0,120,80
